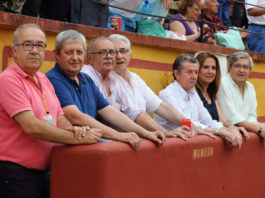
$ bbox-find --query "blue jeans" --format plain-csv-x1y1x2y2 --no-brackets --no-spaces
217,0,231,27
247,25,265,53
107,8,136,32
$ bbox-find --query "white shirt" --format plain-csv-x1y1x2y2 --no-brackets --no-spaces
81,65,142,121
217,74,257,125
153,81,223,131
245,0,265,25
111,70,162,113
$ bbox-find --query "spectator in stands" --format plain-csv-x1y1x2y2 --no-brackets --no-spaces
217,52,265,138
201,0,248,44
0,0,26,13
231,0,248,28
154,54,243,148
245,0,265,53
40,0,109,27
200,0,224,44
81,36,175,140
108,33,217,139
47,30,165,150
0,24,102,198
216,0,231,27
195,52,248,138
108,0,173,32
167,0,202,42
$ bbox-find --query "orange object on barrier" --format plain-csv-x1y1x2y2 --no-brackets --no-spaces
50,133,265,198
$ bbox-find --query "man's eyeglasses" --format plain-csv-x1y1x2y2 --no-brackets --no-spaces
116,48,130,55
89,48,130,57
89,49,117,57
15,41,47,51
232,64,250,71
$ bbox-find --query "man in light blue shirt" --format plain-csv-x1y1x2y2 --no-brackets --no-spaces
154,54,242,148
217,52,265,138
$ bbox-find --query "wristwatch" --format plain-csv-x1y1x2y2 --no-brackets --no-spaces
257,127,262,136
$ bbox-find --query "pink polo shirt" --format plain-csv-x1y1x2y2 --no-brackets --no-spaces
0,61,64,170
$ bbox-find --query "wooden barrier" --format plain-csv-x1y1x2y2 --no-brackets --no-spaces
51,133,265,198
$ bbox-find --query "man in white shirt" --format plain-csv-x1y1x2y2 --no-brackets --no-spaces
107,33,216,139
154,54,242,148
245,0,265,53
217,52,265,138
82,36,188,139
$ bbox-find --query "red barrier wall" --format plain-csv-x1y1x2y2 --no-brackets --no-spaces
50,133,265,198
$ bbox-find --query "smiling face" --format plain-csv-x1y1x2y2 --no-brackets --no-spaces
56,40,85,78
229,58,251,86
198,57,217,86
174,61,199,92
111,40,131,75
13,27,46,76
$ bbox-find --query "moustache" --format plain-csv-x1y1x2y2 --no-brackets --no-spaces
103,59,113,64
27,54,40,59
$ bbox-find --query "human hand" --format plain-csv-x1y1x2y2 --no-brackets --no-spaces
238,26,250,39
165,126,191,141
144,131,166,146
119,132,142,150
219,128,242,149
67,126,102,144
228,125,249,139
193,127,216,139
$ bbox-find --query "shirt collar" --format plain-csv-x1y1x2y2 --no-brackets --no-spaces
173,80,196,101
54,63,83,83
10,61,46,79
89,64,116,84
227,73,248,89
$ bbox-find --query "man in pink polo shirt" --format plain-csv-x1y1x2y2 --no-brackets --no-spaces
0,24,102,198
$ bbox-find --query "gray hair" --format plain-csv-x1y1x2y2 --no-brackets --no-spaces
87,36,109,54
228,52,254,72
13,24,46,45
173,54,199,80
55,30,86,54
108,34,131,52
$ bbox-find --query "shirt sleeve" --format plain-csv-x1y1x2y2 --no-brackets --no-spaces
138,75,162,113
247,83,257,122
0,75,32,118
245,0,256,10
47,77,77,108
217,81,246,125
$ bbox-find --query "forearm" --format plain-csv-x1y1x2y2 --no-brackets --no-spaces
65,111,124,141
56,115,73,130
247,8,265,16
186,32,200,42
236,121,260,132
135,112,167,132
155,102,184,126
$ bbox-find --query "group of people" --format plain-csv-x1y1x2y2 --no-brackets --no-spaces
1,0,265,52
0,23,264,197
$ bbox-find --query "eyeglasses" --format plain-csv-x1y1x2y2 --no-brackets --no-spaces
232,64,250,71
89,49,117,57
15,41,47,51
116,48,130,55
